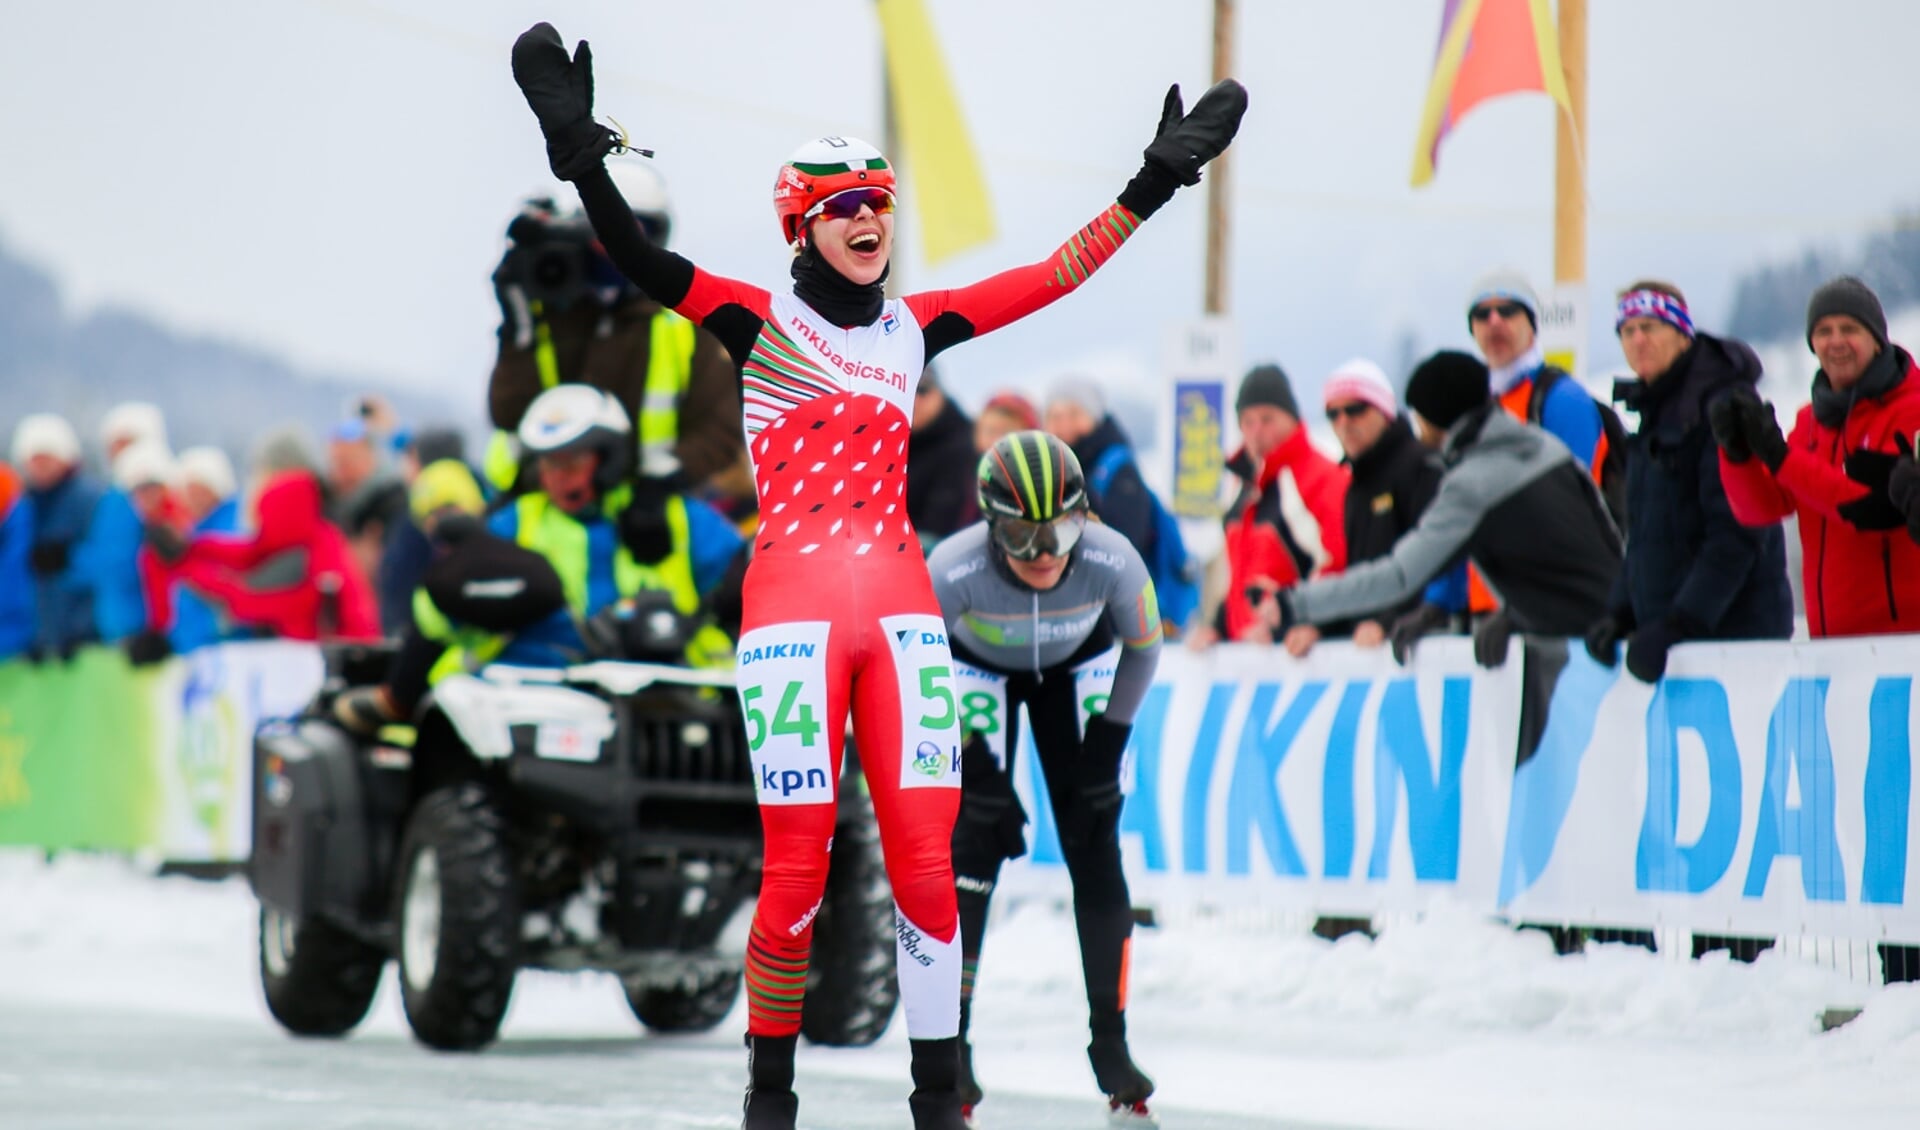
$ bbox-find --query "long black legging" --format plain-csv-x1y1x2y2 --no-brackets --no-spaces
951,637,1133,1041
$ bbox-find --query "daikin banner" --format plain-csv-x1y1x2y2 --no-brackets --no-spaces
1002,636,1920,945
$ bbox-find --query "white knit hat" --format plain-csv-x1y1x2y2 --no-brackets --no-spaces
112,439,177,492
1322,358,1398,418
11,414,83,467
176,446,238,500
100,401,168,453
1045,377,1107,421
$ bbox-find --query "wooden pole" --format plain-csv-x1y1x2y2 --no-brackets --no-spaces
881,53,902,298
1204,0,1235,314
1553,0,1587,284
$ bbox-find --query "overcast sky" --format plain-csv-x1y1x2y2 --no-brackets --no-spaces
3,0,1917,432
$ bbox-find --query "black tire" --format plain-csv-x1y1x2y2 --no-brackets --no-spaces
800,799,899,1047
624,967,743,1033
258,905,384,1037
393,783,520,1051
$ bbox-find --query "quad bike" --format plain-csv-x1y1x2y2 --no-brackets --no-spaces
249,632,898,1052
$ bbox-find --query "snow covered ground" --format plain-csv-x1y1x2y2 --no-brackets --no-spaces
3,851,1918,1129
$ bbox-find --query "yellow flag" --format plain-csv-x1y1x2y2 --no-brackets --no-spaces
875,0,996,266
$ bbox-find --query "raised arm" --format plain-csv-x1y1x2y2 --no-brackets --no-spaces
513,24,769,361
905,80,1248,359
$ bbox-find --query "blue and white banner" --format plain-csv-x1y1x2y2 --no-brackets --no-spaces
999,639,1522,917
999,635,1920,945
1498,637,1920,943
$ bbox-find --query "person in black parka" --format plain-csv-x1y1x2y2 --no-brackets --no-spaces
1585,279,1793,683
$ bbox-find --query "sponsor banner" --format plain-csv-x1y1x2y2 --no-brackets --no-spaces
1498,637,1920,943
1163,317,1238,520
998,634,1920,945
0,641,324,861
1001,639,1520,918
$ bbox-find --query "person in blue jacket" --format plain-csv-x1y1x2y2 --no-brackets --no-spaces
168,447,245,654
0,465,36,661
12,414,104,662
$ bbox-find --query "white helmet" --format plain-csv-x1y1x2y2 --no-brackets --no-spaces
112,439,177,493
100,401,168,454
517,385,633,494
602,158,672,244
11,414,82,467
176,446,238,501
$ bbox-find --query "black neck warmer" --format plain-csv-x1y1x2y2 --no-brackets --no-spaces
1812,346,1905,430
790,242,887,328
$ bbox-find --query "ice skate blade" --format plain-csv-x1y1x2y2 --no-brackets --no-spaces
1108,1098,1159,1126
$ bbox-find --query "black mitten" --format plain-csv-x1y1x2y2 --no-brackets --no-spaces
1839,447,1906,530
1706,393,1752,464
511,23,620,181
1388,602,1450,666
1472,607,1515,669
124,629,173,668
617,481,674,564
1118,80,1248,218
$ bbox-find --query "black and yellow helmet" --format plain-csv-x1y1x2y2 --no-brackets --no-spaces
979,431,1090,559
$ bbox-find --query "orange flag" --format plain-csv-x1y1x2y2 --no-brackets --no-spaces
1409,0,1572,187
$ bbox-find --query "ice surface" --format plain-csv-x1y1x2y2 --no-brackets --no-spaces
2,853,1917,1129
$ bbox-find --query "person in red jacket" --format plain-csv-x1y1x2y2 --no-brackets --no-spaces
1192,362,1349,645
149,431,382,642
1709,276,1920,637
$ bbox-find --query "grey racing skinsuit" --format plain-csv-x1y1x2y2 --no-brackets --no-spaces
926,520,1162,1080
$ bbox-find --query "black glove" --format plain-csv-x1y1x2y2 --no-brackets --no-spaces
1118,80,1248,218
1740,397,1789,472
958,735,1028,862
1706,392,1752,464
1066,715,1132,848
1839,447,1907,530
1387,602,1450,666
143,521,189,564
1624,615,1694,684
28,541,69,576
1472,607,1515,669
511,23,620,181
617,480,675,564
124,629,172,668
1583,610,1634,667
1887,435,1920,544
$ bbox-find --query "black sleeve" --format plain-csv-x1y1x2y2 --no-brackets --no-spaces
574,167,695,307
922,312,978,361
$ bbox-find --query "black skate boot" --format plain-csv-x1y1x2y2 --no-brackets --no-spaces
1088,1033,1157,1126
908,1036,969,1130
957,1038,984,1126
742,1033,799,1130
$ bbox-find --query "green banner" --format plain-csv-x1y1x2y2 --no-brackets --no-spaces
0,642,325,860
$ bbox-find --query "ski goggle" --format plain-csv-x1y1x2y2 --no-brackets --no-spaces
991,510,1087,561
805,186,896,224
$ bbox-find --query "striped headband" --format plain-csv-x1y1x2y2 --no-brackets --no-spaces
1615,289,1694,338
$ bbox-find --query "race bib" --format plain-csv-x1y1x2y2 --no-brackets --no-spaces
1071,646,1133,793
950,660,1011,770
881,613,962,790
736,621,835,806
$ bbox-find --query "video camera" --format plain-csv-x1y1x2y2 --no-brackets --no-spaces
493,202,612,314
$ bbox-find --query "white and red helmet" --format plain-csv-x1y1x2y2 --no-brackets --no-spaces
772,136,895,247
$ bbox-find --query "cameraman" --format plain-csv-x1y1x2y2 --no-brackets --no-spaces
487,160,749,506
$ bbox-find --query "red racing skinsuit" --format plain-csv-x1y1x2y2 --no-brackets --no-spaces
571,164,1150,1041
